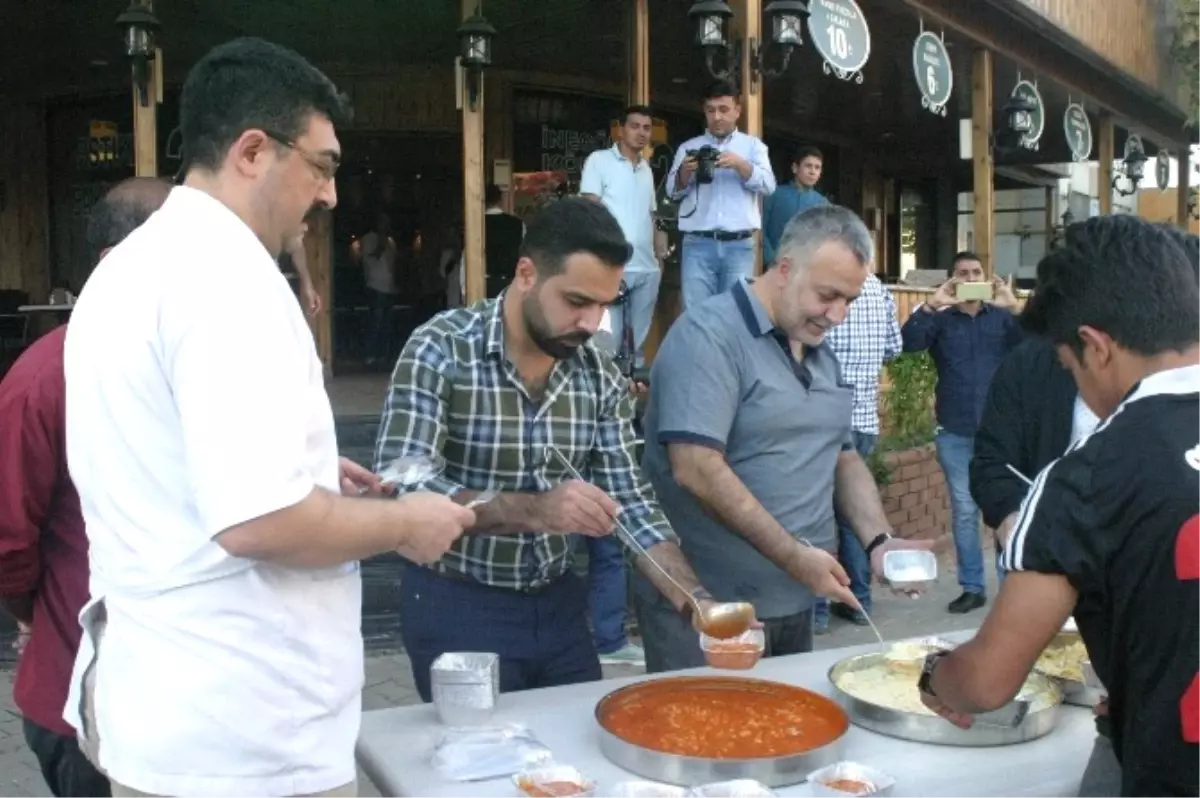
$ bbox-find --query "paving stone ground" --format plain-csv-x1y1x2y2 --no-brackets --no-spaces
0,552,997,797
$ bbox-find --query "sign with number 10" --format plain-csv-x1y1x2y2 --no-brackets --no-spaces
807,0,872,82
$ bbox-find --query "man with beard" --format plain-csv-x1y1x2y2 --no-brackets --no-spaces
918,216,1199,797
62,38,473,797
377,197,848,699
635,204,934,672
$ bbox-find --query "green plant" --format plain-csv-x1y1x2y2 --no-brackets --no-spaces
1173,0,1199,126
880,352,938,450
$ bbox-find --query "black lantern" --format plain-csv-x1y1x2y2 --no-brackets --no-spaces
457,8,496,70
753,0,808,78
1002,91,1037,138
766,0,807,47
1123,148,1148,184
456,8,496,112
689,0,734,48
1113,138,1149,197
116,1,160,108
1061,209,1075,227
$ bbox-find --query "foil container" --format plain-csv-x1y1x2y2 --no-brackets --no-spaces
882,549,937,583
808,762,896,797
609,782,691,797
513,765,597,797
430,652,499,727
688,780,777,797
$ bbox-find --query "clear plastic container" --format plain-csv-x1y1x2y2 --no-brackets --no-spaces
807,761,896,797
700,628,765,670
512,765,597,797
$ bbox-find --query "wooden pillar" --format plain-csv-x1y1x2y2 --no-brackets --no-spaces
971,49,995,277
627,0,650,105
461,0,486,305
1097,113,1114,216
1177,145,1191,228
734,0,764,274
132,3,159,177
304,211,334,377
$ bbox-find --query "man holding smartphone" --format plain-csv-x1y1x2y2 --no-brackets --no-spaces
901,252,1022,614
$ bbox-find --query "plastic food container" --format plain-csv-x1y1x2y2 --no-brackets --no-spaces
807,761,896,797
608,782,691,797
882,549,937,583
430,652,499,727
512,765,597,797
700,629,765,670
688,779,777,797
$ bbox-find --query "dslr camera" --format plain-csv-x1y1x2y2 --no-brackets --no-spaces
686,145,720,184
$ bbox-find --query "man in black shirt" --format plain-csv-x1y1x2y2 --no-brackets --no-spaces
917,215,1199,797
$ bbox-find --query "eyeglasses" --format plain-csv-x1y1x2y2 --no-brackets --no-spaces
263,129,341,182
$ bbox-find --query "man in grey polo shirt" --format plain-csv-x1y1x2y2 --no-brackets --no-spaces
636,204,934,672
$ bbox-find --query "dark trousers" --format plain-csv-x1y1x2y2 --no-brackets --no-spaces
22,718,111,798
632,572,814,673
815,431,878,624
399,565,602,701
584,534,629,655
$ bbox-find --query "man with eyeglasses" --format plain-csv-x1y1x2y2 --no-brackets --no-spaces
62,38,474,797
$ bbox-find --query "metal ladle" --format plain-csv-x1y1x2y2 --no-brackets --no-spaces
545,445,755,639
792,536,888,652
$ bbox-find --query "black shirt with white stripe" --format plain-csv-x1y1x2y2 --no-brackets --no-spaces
1003,365,1200,797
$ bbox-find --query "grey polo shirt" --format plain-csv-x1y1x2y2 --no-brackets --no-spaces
642,278,854,619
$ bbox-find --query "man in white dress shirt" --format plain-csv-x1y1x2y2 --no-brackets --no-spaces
666,79,775,308
62,37,474,797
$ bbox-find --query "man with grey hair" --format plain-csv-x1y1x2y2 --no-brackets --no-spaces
636,204,934,672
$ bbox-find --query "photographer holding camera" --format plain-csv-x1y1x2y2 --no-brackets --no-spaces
667,80,775,308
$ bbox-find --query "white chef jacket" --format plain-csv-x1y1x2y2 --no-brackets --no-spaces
63,186,361,796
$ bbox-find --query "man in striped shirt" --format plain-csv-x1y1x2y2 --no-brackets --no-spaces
814,272,902,632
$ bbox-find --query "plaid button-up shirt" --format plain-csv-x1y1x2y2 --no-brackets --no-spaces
374,298,675,591
826,274,903,435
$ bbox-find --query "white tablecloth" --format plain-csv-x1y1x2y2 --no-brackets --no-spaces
356,632,1095,797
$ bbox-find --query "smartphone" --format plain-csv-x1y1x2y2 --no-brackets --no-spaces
955,281,993,301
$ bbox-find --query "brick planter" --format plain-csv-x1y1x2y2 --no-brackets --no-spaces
878,443,948,545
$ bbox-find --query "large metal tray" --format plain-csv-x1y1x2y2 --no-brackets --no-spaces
827,653,1063,747
595,676,848,788
1034,631,1103,708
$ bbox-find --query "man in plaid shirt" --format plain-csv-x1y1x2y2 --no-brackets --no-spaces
814,273,902,632
376,198,864,699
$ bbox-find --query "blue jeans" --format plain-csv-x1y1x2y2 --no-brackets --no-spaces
585,535,629,654
935,430,986,595
815,432,877,626
680,235,756,309
607,269,661,368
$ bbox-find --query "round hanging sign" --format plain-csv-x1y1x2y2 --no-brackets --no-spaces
807,0,872,80
1156,150,1171,191
912,31,952,116
1063,103,1092,162
1012,79,1045,150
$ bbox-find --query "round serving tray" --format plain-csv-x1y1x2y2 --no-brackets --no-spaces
594,676,849,788
827,653,1063,747
1035,630,1102,708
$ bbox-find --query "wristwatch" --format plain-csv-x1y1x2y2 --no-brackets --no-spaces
918,650,952,698
680,587,714,624
864,532,892,560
